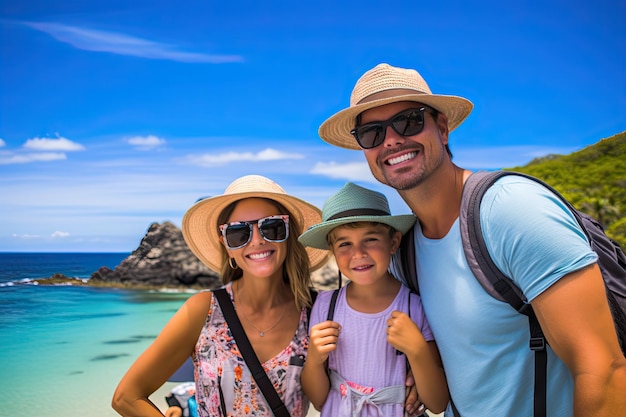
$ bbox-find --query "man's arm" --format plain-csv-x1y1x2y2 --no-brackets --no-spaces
531,263,626,417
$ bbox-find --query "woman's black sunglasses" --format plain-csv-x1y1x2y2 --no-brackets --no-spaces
219,215,289,250
350,107,435,149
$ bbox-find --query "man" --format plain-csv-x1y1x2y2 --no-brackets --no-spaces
317,63,626,416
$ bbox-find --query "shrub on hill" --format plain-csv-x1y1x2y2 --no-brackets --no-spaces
509,131,626,249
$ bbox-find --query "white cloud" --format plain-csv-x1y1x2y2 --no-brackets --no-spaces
309,161,378,183
187,148,304,166
127,135,166,150
22,21,244,63
51,231,70,238
12,233,41,239
23,137,85,152
0,139,5,147
0,152,67,165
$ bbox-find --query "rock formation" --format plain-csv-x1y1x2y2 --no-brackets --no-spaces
88,221,340,290
90,221,221,289
311,257,341,291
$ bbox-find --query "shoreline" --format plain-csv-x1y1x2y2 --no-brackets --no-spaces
31,274,207,291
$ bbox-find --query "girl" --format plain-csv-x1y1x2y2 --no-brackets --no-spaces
299,182,448,416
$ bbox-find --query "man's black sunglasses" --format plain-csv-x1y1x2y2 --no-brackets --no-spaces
351,107,436,149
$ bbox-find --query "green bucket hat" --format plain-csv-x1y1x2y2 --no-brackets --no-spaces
298,182,416,250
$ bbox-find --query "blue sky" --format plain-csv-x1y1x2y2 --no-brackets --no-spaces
1,0,624,253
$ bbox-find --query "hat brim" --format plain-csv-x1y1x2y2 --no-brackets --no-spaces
319,93,473,150
182,191,329,273
298,214,416,250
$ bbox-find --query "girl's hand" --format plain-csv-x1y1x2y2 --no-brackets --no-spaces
308,320,341,364
165,406,183,417
386,311,426,356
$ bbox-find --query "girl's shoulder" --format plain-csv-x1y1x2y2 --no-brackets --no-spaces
310,287,344,323
313,288,341,306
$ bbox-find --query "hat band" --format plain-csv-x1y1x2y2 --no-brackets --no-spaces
327,208,389,221
357,88,428,105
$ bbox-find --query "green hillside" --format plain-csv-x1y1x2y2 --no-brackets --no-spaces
507,130,626,248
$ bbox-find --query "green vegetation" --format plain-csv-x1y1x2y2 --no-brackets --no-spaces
507,130,626,248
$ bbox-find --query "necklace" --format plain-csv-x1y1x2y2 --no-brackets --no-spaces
236,282,288,337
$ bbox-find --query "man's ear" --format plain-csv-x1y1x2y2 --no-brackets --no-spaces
435,112,450,145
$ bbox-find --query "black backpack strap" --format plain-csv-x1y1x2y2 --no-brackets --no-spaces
399,225,419,293
326,289,340,321
213,288,290,417
460,170,547,417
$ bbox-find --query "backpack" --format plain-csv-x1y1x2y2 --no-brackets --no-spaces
324,286,414,322
398,170,626,417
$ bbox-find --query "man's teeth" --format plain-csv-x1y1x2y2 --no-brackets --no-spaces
388,152,416,166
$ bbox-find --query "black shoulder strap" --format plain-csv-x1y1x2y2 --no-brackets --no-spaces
460,170,548,417
399,225,419,294
326,287,413,322
213,288,290,417
326,289,340,321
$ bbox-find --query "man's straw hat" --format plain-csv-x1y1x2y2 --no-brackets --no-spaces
298,182,416,250
319,63,474,150
182,175,328,272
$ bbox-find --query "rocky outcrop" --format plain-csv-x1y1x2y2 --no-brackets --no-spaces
90,221,221,289
87,221,340,290
311,257,340,291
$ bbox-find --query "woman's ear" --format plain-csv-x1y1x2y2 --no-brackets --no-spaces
219,235,230,253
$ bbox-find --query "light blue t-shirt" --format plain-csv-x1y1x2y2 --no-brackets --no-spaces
391,175,597,416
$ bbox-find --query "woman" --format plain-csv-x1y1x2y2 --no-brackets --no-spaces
112,175,328,417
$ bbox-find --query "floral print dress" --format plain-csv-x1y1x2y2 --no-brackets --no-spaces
192,283,310,417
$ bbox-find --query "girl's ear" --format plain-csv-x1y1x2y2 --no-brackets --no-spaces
390,231,403,253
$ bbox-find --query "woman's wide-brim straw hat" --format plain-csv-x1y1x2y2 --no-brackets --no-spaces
319,63,474,150
298,182,416,250
182,175,329,272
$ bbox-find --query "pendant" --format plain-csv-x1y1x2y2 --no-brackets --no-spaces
259,332,264,337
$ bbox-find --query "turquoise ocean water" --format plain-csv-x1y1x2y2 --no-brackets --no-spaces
0,253,195,417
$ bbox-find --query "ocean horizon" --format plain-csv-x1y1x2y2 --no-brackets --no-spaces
0,252,196,417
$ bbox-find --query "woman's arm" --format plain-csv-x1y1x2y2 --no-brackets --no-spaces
111,291,212,416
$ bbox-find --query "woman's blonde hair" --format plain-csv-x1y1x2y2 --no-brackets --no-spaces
216,198,312,310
